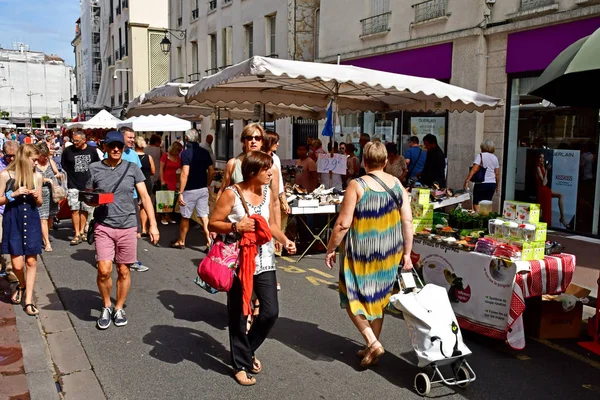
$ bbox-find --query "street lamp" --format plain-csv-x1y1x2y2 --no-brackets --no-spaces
58,99,68,121
26,92,43,130
159,29,186,55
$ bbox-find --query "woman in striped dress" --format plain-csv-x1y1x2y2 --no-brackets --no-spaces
325,141,414,368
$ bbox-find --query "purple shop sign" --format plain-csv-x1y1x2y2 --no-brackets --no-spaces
507,16,600,74
342,42,453,80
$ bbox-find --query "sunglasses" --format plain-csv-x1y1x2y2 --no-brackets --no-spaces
244,135,263,142
107,142,125,150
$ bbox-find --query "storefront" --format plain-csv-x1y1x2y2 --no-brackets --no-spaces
503,17,600,236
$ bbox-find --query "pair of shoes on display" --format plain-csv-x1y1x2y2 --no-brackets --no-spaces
97,307,127,330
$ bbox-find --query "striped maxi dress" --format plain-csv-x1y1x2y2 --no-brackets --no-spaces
339,177,404,320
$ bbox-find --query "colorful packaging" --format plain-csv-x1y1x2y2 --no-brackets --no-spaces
411,188,430,205
534,222,547,242
533,241,545,260
503,200,518,220
522,241,545,261
412,218,433,233
411,203,434,219
516,203,540,223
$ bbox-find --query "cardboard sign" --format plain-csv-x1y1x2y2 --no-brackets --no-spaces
317,153,346,175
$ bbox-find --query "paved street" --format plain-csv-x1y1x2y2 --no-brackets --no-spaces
19,221,600,399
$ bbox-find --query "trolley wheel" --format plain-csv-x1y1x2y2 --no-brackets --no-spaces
455,365,471,388
414,372,431,396
52,218,59,230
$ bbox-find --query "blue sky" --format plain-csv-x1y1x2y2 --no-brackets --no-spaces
0,0,80,65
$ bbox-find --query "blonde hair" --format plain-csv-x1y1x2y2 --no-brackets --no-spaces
135,136,147,149
6,144,40,190
312,138,322,148
363,141,387,169
480,139,495,154
168,141,183,156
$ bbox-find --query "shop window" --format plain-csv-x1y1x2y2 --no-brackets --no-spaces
216,119,234,160
505,76,600,235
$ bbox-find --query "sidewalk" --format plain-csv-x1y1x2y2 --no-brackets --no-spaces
0,257,106,400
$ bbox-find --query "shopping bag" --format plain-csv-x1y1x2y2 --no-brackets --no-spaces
155,190,176,213
51,175,67,203
197,239,239,292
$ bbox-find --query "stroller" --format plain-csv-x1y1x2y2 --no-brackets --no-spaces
389,272,476,396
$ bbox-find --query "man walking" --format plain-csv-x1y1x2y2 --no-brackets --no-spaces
62,131,100,245
171,129,214,250
404,136,427,181
144,133,163,192
200,133,216,164
87,131,159,329
0,141,19,284
420,134,447,187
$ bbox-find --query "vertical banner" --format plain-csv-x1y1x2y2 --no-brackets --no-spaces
550,150,580,229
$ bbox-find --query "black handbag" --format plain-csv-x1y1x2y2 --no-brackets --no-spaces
88,162,131,245
469,153,487,183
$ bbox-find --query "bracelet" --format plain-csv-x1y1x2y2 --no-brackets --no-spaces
231,222,238,233
5,190,14,202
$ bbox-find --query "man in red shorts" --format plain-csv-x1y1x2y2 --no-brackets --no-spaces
86,131,159,329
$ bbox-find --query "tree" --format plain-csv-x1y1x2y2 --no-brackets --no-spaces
0,110,9,119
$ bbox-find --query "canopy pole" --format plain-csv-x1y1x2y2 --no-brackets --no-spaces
263,102,266,129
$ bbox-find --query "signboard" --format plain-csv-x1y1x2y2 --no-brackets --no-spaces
410,117,446,148
550,149,579,229
413,239,516,333
317,153,347,175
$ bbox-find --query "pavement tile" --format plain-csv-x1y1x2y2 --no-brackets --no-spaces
61,370,106,400
38,308,73,334
15,309,54,375
0,374,30,399
26,370,59,400
0,346,24,375
46,329,91,375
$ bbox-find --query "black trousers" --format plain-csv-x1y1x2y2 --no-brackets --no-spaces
227,270,279,371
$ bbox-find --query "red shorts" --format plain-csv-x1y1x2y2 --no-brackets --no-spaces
94,223,137,264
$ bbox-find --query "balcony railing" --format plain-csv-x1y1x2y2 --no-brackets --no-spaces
115,50,120,61
121,45,127,58
170,76,185,83
116,5,121,15
204,67,219,75
520,0,555,11
360,12,391,36
177,17,183,26
208,0,217,12
122,0,128,9
413,0,447,23
188,72,202,83
192,8,199,19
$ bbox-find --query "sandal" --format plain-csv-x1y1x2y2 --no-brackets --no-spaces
70,235,81,246
44,245,53,252
24,304,39,316
11,286,24,304
234,369,256,386
170,241,185,249
250,357,262,374
360,341,385,368
80,233,87,242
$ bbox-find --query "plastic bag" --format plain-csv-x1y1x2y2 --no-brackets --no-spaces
155,190,176,213
51,174,67,203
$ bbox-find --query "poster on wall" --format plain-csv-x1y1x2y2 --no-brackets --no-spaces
410,117,446,149
412,239,516,334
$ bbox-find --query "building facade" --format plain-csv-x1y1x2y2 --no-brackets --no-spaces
0,44,76,128
316,0,600,236
169,0,319,160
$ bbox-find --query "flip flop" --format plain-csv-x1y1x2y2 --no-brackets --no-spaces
70,235,81,246
250,357,262,374
11,286,24,304
170,242,185,249
24,304,39,316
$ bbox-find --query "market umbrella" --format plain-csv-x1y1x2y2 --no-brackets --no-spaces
529,28,600,107
117,114,193,132
65,109,121,130
186,56,503,113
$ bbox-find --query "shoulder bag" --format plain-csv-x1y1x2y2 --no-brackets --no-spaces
469,153,487,183
197,185,250,293
87,162,131,245
367,173,403,213
406,148,422,184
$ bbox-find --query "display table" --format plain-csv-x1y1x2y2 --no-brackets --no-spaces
431,192,471,209
412,238,576,349
290,205,339,262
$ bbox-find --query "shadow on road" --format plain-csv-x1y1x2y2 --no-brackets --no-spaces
49,287,117,322
157,289,228,329
142,325,231,376
69,248,98,267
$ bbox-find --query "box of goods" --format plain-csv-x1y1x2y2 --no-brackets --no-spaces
502,201,518,220
79,191,114,207
516,203,540,224
533,241,545,260
524,284,590,339
411,203,434,219
412,218,433,233
411,188,430,205
534,222,547,242
516,241,545,261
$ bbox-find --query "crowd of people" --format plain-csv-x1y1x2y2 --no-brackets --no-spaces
2,122,500,386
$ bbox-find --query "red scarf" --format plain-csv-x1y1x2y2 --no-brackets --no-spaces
239,214,272,316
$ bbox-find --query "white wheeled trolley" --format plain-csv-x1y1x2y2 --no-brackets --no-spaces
389,272,476,396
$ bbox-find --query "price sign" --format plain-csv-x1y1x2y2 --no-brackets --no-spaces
317,153,347,175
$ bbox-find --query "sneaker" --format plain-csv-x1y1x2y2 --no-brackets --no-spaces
97,307,112,330
113,309,128,327
277,282,281,291
130,261,149,272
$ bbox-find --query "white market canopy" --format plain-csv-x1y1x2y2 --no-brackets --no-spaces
0,120,16,129
117,114,192,132
65,109,121,130
186,56,503,114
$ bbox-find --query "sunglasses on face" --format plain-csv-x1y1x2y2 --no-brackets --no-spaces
244,135,263,142
107,142,125,150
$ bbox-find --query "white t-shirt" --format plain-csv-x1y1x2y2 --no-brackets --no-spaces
272,153,284,194
473,152,499,184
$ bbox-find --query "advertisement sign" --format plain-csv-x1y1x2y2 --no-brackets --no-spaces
413,239,516,332
410,117,446,149
317,153,347,175
550,150,579,229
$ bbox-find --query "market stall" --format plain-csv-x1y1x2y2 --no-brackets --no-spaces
64,109,120,130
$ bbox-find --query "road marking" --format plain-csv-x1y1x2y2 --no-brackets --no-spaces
308,268,334,278
515,355,531,361
306,276,334,286
531,338,600,370
279,265,306,273
280,256,295,263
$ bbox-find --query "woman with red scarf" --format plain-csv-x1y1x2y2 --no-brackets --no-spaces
209,151,296,386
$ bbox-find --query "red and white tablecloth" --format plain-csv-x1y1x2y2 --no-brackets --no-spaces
506,254,576,349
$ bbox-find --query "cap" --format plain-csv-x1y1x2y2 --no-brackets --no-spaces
105,131,124,144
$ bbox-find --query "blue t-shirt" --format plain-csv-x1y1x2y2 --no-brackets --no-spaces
105,147,142,198
180,143,213,191
404,146,426,177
